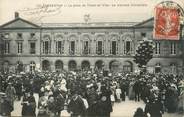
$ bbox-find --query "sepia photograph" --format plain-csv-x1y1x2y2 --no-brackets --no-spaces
0,0,184,117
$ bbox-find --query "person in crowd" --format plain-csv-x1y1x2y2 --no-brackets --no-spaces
5,82,16,111
165,84,178,113
115,85,122,102
14,78,22,101
86,84,99,116
55,90,65,116
68,91,86,117
47,96,57,117
178,81,184,113
0,68,184,117
21,91,36,117
37,92,49,117
144,96,164,117
97,84,113,117
133,80,141,102
128,80,135,100
120,78,128,101
0,94,13,116
133,107,146,117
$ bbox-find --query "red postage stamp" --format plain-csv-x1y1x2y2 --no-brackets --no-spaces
154,7,180,40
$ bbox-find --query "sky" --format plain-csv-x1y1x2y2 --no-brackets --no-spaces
0,0,184,25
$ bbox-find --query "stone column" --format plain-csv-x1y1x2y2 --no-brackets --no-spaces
51,33,55,54
91,33,96,55
78,33,82,55
64,33,69,55
104,32,108,55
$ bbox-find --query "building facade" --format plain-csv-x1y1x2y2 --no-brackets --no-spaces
0,13,184,74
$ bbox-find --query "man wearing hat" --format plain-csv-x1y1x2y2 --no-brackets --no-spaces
0,93,13,116
5,82,16,111
21,91,36,117
68,92,86,117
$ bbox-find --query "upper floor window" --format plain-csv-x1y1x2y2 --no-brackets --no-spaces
42,35,51,54
96,35,104,55
96,41,103,55
17,33,22,39
69,41,75,55
155,42,161,55
69,35,77,55
125,41,131,55
170,41,176,55
30,42,36,54
82,35,90,55
43,41,51,54
110,35,119,55
110,41,117,55
4,41,10,54
83,41,90,55
56,41,64,54
17,41,23,54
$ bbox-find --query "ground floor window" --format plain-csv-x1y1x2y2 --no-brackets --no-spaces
81,61,90,71
55,60,63,71
42,60,50,71
68,60,77,71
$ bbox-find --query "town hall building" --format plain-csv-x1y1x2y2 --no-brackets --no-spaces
0,13,183,74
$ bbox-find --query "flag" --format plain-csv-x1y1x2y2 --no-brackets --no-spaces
154,7,180,40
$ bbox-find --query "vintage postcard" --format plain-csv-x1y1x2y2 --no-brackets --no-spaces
0,0,184,117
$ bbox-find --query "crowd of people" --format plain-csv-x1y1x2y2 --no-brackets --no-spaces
0,70,184,117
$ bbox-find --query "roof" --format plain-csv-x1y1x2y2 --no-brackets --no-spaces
0,16,154,29
134,17,154,27
0,17,40,28
39,22,138,28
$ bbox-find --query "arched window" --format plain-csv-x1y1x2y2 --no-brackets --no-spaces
124,35,133,55
68,60,77,71
42,60,50,71
123,61,133,72
82,35,91,55
95,60,105,72
96,35,105,55
55,35,65,54
42,35,51,54
110,35,119,55
55,60,63,71
109,60,120,73
69,35,77,55
81,61,90,71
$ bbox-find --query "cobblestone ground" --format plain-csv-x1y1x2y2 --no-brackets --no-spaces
11,94,183,117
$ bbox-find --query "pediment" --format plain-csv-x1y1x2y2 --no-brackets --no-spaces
1,18,39,28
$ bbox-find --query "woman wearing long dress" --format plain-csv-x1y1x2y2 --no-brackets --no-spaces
21,92,36,117
128,81,135,100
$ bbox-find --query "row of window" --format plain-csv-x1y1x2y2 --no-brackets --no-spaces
2,33,36,39
4,41,36,54
155,42,177,55
3,41,177,55
42,40,133,55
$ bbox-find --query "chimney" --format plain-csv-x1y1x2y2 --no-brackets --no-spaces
15,12,19,19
